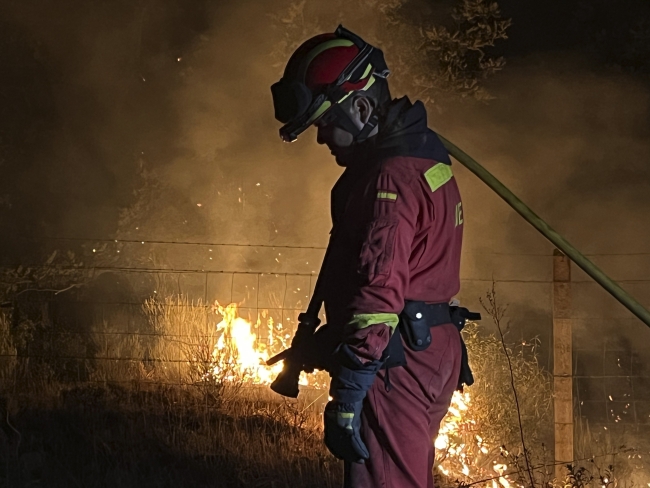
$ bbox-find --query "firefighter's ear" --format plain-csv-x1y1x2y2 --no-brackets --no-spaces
352,96,374,125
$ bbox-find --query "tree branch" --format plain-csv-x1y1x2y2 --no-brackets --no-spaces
480,282,535,487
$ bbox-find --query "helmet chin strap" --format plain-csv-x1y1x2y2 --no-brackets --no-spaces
327,103,379,144
355,113,379,143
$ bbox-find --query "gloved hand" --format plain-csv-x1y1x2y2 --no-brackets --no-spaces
324,400,369,463
302,324,338,373
324,343,383,463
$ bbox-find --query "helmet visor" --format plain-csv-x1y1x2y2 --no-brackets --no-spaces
279,95,331,143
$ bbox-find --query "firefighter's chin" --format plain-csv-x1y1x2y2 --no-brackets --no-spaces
330,147,356,167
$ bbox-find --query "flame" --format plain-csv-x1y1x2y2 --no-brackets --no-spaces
209,304,509,485
209,302,325,387
211,303,280,383
434,391,512,486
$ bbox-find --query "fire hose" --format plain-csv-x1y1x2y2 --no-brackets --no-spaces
439,134,650,329
268,135,650,398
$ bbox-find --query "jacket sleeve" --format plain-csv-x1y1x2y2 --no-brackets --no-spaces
344,168,421,362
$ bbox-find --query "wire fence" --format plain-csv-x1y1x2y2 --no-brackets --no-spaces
1,243,650,468
8,234,650,257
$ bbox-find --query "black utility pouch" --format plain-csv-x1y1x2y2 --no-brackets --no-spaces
400,301,440,351
449,306,481,389
381,327,407,369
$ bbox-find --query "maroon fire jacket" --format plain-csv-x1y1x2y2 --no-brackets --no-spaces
319,97,464,362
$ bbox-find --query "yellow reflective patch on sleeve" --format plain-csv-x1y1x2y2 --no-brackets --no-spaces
377,191,398,201
424,163,453,193
349,313,400,330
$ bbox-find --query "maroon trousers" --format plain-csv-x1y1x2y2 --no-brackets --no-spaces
346,323,462,488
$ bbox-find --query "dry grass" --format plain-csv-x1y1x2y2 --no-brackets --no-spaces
0,383,340,488
0,293,636,487
463,320,554,450
0,295,341,487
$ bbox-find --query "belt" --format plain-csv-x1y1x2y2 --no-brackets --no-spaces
381,300,480,391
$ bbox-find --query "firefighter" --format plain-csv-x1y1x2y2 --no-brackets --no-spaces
271,25,471,488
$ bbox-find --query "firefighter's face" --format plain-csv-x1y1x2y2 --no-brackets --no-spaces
315,123,354,165
315,96,374,167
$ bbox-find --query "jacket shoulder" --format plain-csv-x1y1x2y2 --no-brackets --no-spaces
378,156,445,185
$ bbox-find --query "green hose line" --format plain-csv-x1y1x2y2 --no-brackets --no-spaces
439,134,650,329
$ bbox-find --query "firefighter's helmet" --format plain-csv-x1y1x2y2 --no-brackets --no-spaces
271,25,390,143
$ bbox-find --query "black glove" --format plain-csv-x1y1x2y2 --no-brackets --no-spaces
302,324,338,373
324,343,383,463
324,400,368,463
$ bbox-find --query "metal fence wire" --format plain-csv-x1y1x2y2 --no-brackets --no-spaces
1,248,649,479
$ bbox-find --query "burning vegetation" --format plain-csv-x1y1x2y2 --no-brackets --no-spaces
2,0,650,485
0,261,639,487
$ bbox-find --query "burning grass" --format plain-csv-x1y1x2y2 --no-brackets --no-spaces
0,292,634,487
432,320,554,486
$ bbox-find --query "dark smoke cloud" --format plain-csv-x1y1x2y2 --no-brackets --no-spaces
0,0,215,258
2,0,650,276
437,54,650,256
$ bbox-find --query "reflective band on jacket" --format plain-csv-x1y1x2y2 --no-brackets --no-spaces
349,313,400,330
424,163,453,193
377,190,397,201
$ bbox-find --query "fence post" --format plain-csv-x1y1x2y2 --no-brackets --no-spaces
553,249,574,479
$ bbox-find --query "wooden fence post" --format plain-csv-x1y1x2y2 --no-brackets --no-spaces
553,249,574,479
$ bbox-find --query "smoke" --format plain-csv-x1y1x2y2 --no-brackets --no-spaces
2,0,650,273
0,0,220,257
438,54,650,256
2,0,650,470
423,53,650,363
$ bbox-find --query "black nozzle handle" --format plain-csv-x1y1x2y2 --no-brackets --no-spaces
266,348,292,366
270,365,302,398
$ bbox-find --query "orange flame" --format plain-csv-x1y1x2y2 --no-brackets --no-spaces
210,304,509,485
210,302,324,387
435,391,512,486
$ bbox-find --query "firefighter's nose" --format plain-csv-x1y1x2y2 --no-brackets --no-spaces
316,125,326,145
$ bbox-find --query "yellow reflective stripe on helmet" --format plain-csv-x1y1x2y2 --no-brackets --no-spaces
424,163,453,193
299,39,355,79
336,91,353,104
349,313,400,330
377,191,397,201
359,74,376,92
360,63,373,80
333,72,374,106
306,100,332,125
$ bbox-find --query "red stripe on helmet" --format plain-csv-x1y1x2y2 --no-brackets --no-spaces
304,44,359,91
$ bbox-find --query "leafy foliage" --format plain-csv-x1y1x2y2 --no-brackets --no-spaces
0,250,92,304
271,0,511,104
416,0,511,102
